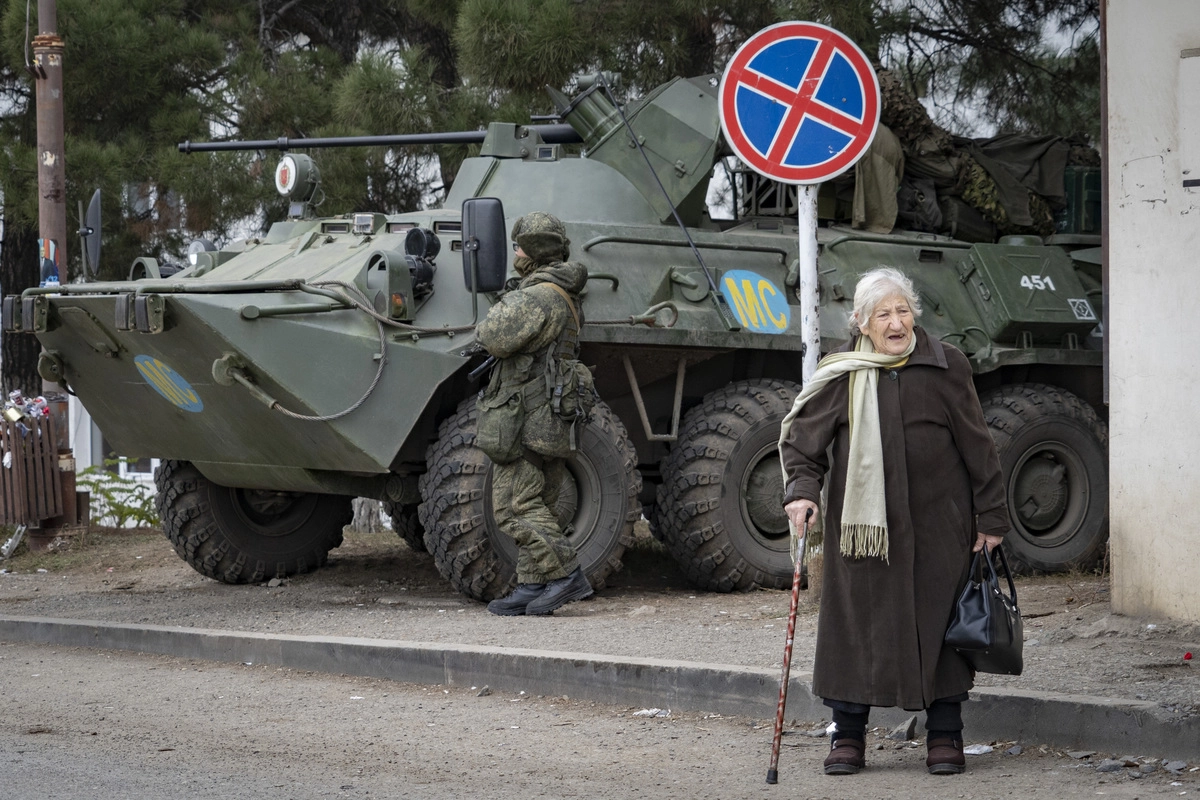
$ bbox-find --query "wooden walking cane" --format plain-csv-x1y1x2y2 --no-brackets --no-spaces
766,507,812,784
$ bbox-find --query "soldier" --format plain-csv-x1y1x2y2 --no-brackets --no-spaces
474,212,594,616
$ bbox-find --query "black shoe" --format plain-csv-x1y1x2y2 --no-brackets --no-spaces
525,567,593,616
486,583,546,616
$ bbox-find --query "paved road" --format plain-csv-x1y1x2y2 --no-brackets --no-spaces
2,641,1193,800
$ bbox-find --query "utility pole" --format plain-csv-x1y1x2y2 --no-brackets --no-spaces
33,0,67,283
27,0,82,549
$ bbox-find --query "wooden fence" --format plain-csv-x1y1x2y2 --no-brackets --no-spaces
0,414,64,526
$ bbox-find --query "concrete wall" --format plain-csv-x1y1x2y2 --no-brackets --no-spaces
1107,0,1200,620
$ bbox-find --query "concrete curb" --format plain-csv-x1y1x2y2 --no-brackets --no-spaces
2,615,1194,760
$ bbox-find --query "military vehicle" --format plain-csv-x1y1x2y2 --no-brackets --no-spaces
3,73,1106,600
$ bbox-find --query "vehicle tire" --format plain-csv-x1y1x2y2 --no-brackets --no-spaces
654,378,801,592
980,383,1109,573
382,501,426,553
154,459,351,584
418,396,641,602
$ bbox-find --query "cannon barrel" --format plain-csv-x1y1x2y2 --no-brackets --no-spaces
178,125,584,153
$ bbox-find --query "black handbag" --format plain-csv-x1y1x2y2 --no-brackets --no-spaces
944,546,1024,675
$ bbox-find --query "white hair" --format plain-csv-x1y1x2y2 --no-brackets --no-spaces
849,267,922,335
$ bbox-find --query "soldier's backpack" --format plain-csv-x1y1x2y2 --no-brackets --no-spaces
521,283,596,458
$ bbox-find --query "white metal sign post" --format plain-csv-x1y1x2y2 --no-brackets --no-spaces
719,21,881,381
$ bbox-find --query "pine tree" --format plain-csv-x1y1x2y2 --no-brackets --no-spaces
0,0,1099,395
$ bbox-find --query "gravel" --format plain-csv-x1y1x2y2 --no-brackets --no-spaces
6,640,1195,800
1,525,1197,719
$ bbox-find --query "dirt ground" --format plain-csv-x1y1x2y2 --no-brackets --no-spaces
2,640,1198,800
1,522,1197,722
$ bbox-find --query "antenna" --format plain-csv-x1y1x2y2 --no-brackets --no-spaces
77,189,101,278
595,75,742,332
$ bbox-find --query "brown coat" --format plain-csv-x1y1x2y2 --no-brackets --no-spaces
780,327,1007,710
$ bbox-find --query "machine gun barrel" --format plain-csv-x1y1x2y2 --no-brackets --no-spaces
179,125,584,153
467,355,497,383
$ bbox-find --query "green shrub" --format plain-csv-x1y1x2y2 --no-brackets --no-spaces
76,460,159,529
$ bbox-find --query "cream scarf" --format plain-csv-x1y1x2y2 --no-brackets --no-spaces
778,333,916,562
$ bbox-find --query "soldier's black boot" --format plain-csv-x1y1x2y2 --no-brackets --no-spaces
486,583,546,616
525,567,593,616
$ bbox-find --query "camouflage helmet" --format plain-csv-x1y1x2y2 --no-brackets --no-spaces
511,211,570,263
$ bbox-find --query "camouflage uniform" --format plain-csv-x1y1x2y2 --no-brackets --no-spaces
476,212,588,586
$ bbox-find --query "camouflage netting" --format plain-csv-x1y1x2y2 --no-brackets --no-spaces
1069,144,1102,167
878,68,954,160
959,158,1058,237
875,68,1097,240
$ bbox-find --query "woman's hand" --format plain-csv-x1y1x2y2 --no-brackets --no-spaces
785,499,819,532
973,532,1004,553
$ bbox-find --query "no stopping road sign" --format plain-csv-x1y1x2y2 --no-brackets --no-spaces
719,21,881,184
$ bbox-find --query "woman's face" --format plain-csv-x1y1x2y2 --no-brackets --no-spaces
862,294,915,355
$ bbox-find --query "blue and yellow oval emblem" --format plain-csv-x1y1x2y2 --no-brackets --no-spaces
134,355,203,413
720,270,790,334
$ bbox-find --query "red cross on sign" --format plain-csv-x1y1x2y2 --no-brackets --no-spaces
719,21,881,184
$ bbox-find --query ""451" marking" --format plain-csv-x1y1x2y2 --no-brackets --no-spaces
1020,275,1057,291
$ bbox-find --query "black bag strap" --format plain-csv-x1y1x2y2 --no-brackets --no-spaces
981,545,1019,611
967,549,985,585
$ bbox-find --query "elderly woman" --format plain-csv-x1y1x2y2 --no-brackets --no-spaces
779,267,1008,776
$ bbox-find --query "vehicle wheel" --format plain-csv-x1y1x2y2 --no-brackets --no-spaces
655,379,801,592
980,383,1108,573
382,501,426,553
418,396,641,602
154,459,351,584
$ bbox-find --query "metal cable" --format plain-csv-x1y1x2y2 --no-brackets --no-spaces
264,281,673,421
267,281,390,422
303,280,478,335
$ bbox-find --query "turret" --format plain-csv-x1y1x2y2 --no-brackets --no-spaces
550,75,724,227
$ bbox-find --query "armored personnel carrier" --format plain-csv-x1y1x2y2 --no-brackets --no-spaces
3,74,1106,599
